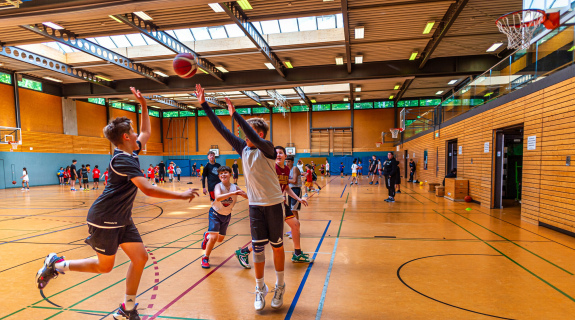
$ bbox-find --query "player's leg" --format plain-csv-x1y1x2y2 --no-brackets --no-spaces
285,216,312,263
250,206,270,311
268,203,286,309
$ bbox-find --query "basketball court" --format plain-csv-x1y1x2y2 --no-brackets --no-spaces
0,0,574,319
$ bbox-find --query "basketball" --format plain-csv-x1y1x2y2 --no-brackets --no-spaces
173,53,198,79
464,195,472,202
419,181,424,185
12,181,16,185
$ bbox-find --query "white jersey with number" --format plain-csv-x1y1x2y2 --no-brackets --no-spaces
211,183,239,215
351,164,358,174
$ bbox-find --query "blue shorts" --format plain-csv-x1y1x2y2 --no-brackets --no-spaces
208,207,231,235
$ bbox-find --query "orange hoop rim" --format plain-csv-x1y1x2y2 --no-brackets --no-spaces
496,9,546,28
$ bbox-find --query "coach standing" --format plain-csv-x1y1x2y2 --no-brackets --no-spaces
383,152,399,202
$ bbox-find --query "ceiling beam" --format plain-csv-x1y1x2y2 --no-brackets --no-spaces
0,43,111,87
20,23,165,84
221,1,286,78
144,95,190,110
112,13,223,82
418,0,470,69
341,0,352,74
395,78,415,103
241,91,261,105
293,87,312,109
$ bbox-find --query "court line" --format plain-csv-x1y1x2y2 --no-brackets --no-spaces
339,185,347,198
448,209,573,275
315,192,348,319
433,209,575,303
284,220,331,319
0,224,85,246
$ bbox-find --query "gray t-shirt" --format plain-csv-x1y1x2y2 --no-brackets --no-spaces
289,165,302,188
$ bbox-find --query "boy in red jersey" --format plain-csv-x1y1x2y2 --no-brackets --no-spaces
147,164,155,185
92,165,101,190
104,168,109,186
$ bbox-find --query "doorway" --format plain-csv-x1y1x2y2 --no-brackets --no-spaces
446,139,458,174
493,125,524,209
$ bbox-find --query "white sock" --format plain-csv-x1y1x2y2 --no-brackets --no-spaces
54,260,70,272
256,278,265,290
276,271,285,286
125,295,137,311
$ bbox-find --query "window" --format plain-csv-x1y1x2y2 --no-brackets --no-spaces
405,119,416,127
419,99,441,107
214,109,230,115
122,104,136,112
273,106,288,113
374,101,394,109
353,102,373,109
208,26,228,39
172,29,195,42
469,99,484,106
291,105,309,112
279,18,299,33
191,27,211,40
260,20,281,34
317,15,336,30
163,110,179,118
180,110,195,117
88,98,105,105
252,107,269,114
18,78,42,91
397,100,419,108
111,102,122,109
442,98,461,106
225,24,245,38
149,109,160,117
198,110,207,116
332,103,350,110
0,72,11,85
297,17,317,31
236,108,252,115
312,104,331,111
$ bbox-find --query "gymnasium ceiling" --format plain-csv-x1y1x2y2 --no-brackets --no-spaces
0,0,522,109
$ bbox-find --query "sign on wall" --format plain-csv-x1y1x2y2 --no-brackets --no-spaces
458,146,462,155
527,136,536,150
484,142,489,153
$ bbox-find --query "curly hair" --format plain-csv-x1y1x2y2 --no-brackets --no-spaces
104,117,132,146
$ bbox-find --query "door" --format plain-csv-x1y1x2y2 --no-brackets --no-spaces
0,159,4,189
493,131,505,208
446,139,458,174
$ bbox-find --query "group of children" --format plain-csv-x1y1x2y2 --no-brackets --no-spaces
58,162,107,191
146,161,182,185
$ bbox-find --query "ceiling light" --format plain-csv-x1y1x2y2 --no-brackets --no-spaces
96,75,113,81
0,62,3,67
343,97,349,102
109,15,123,23
208,3,225,12
267,101,274,105
335,57,344,65
355,26,364,39
436,91,444,95
409,52,418,60
311,99,317,103
42,22,64,30
215,66,229,73
423,21,435,34
355,55,363,64
389,95,394,99
355,86,361,92
134,11,153,20
448,80,458,85
43,76,63,82
394,85,400,90
299,100,305,103
265,63,275,70
153,71,169,77
284,60,293,68
199,68,209,74
237,0,253,10
355,97,360,101
486,43,503,52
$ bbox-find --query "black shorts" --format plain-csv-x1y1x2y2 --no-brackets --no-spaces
93,178,100,182
249,203,284,248
85,223,143,256
288,187,302,211
396,174,401,184
284,202,295,220
233,172,238,179
208,207,231,235
82,177,89,183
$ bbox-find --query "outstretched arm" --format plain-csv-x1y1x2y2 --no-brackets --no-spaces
131,87,151,147
230,100,275,159
195,85,246,155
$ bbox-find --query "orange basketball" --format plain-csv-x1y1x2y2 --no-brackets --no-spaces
464,195,472,203
173,53,198,79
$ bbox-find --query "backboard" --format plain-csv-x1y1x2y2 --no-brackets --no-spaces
0,126,21,145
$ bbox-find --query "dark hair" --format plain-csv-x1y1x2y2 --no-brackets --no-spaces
82,164,85,168
207,151,215,156
388,152,394,155
234,159,237,162
72,160,77,163
275,146,286,155
246,118,269,138
95,165,98,168
86,164,90,167
103,117,132,146
23,167,27,172
286,155,295,161
217,166,232,174
353,159,357,163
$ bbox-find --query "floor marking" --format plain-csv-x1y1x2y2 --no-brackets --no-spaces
284,221,331,319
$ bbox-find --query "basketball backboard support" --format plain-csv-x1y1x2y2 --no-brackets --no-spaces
400,108,406,131
0,127,21,145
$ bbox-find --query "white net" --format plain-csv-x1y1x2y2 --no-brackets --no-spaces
8,141,18,151
390,128,400,139
496,10,545,49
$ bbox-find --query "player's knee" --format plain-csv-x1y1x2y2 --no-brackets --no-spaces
253,243,266,263
208,233,219,241
98,262,114,273
217,235,225,242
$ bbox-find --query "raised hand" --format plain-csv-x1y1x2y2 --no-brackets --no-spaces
195,84,205,104
225,97,236,115
130,87,146,105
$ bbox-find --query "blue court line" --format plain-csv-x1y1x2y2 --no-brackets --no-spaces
284,220,331,320
340,185,347,198
315,237,339,320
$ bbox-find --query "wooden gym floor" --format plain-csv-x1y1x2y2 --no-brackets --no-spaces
1,175,575,320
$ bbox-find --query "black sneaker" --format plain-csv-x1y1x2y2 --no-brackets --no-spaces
389,198,395,202
36,253,65,289
396,190,401,193
113,303,141,320
369,182,373,185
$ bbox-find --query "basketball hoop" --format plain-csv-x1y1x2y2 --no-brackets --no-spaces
8,141,18,151
390,128,402,139
376,142,382,148
496,9,560,50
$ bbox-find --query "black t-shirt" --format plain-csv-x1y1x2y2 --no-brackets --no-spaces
232,163,239,174
158,162,166,173
71,164,77,178
202,162,221,191
192,164,197,170
369,160,378,173
81,168,88,178
87,141,145,227
410,161,416,171
383,158,399,177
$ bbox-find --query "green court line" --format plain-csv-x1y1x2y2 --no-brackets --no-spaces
448,209,573,275
43,311,63,319
433,209,575,303
404,191,424,204
336,193,349,238
401,190,438,204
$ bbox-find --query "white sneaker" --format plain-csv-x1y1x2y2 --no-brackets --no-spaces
254,284,268,311
271,283,286,309
304,193,308,198
21,188,25,191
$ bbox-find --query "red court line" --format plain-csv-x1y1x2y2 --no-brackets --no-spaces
149,240,251,319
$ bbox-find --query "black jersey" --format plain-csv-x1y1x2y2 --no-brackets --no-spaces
87,141,145,227
158,162,166,173
382,158,399,177
232,163,239,174
410,161,416,172
202,162,221,191
81,168,88,178
70,164,77,178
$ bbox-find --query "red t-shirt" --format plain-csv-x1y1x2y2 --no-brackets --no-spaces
275,164,290,193
306,169,313,182
92,168,100,179
104,171,109,181
147,168,154,178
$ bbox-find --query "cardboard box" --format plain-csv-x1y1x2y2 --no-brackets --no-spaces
426,183,440,192
436,186,445,197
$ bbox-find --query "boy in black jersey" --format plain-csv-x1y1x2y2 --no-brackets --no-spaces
232,159,239,185
35,87,199,320
202,151,221,201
